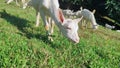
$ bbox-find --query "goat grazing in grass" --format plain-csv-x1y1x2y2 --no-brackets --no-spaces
105,24,115,30
75,8,98,29
23,0,83,43
80,9,98,29
62,7,98,29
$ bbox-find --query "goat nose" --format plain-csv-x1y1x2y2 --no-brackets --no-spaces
74,38,79,44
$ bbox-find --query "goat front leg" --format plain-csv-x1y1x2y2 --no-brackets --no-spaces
50,20,54,36
48,17,54,35
47,17,54,41
40,11,53,41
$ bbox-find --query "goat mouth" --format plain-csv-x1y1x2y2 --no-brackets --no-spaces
69,38,79,44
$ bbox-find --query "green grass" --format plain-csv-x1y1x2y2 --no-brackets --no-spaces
0,1,120,68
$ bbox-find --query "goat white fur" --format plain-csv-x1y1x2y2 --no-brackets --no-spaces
23,0,83,43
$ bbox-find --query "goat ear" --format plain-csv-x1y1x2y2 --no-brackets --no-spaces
58,9,65,23
92,9,96,14
74,16,83,24
80,6,83,11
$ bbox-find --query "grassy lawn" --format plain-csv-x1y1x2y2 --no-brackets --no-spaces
0,0,120,68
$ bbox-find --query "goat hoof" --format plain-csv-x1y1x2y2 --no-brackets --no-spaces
35,25,39,27
48,37,53,42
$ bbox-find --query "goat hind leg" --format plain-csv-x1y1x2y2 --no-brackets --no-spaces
6,0,13,4
35,11,40,27
15,0,20,6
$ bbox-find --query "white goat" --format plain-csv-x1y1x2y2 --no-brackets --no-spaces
62,9,74,18
5,0,25,6
116,30,120,32
105,24,115,29
75,8,98,29
61,7,98,29
23,0,83,43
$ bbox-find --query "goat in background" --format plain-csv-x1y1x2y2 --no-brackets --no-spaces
61,7,98,29
80,8,98,29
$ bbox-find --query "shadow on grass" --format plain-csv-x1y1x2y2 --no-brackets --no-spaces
0,10,57,46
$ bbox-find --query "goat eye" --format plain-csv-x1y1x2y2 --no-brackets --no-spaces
65,27,72,30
